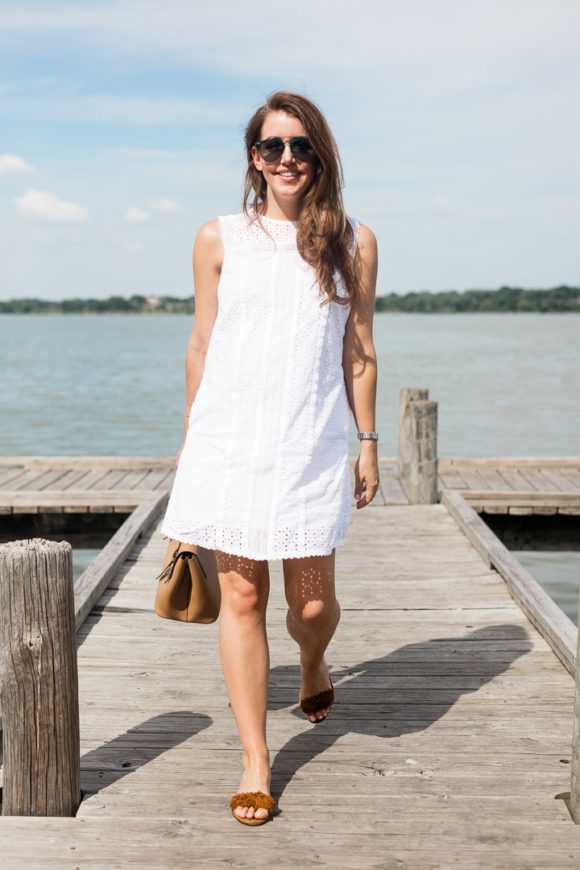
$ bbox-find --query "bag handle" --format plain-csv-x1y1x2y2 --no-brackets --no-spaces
156,543,207,583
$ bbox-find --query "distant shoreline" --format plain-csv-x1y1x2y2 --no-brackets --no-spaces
1,286,578,314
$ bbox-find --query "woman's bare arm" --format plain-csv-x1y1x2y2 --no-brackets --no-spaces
176,220,223,465
342,223,379,508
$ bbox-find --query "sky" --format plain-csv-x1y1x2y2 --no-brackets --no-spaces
0,0,579,300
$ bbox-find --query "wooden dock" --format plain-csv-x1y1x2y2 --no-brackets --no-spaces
1,455,580,867
1,455,579,514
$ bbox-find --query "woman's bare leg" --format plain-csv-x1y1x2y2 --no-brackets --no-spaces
283,551,341,723
216,550,271,820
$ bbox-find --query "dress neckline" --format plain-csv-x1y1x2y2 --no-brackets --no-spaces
252,212,298,227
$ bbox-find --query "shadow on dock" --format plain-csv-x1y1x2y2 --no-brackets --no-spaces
80,711,212,796
269,625,532,801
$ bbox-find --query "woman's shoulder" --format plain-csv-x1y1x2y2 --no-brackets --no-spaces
195,213,247,236
343,217,376,263
347,218,377,257
195,219,221,242
345,216,375,244
193,220,224,266
356,222,377,250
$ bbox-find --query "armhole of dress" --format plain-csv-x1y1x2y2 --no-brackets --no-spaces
217,214,231,253
348,216,361,258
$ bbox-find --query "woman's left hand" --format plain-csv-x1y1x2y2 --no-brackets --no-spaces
354,449,380,509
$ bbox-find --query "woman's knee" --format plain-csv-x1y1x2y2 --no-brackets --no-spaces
222,577,265,617
288,595,338,627
216,552,268,618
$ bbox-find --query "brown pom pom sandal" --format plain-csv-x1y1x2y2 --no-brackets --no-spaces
230,791,276,826
299,680,334,722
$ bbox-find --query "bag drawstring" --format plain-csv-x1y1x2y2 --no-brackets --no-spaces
156,546,207,583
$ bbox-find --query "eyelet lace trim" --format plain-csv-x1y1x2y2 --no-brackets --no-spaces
160,519,351,561
222,211,300,255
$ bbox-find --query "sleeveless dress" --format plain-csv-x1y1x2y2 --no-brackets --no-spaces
161,212,359,560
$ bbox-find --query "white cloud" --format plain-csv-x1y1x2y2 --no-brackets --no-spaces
124,206,151,222
14,189,89,222
0,154,35,176
150,197,182,214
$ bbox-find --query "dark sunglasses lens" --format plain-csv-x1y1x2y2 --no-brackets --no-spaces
259,139,284,162
291,139,313,160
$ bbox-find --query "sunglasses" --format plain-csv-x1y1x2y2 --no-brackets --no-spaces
255,136,315,164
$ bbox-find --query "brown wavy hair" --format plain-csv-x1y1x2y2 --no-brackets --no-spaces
243,91,359,307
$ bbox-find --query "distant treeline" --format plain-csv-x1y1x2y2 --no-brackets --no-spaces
0,295,195,314
1,286,578,314
375,285,579,313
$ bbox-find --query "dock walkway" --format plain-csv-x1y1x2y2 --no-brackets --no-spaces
1,455,579,515
1,495,579,867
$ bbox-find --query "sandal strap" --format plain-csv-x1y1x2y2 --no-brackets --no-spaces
299,684,334,715
230,791,275,812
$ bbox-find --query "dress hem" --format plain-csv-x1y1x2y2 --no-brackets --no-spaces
160,524,347,561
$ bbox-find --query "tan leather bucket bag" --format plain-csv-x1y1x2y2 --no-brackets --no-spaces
155,540,221,623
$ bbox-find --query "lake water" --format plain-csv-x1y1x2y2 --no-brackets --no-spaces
1,313,579,620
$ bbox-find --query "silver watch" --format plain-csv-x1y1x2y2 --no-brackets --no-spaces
357,432,378,441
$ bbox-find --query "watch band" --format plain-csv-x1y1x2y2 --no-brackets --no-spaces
357,432,378,441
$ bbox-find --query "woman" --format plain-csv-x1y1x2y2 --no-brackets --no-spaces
161,91,379,825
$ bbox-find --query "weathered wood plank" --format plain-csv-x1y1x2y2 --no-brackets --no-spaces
0,465,26,487
0,490,156,511
461,491,580,506
1,817,580,869
454,469,495,491
74,493,168,628
18,467,71,492
517,467,571,492
438,457,580,469
87,469,133,491
477,468,510,490
540,467,579,492
137,467,175,491
47,468,96,491
0,455,175,469
497,466,538,491
559,469,580,491
4,468,54,492
442,490,577,674
109,469,151,491
438,470,469,489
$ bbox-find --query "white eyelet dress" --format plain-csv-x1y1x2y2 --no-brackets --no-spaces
161,212,359,560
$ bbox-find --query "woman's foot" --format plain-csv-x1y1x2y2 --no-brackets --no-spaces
299,659,334,723
232,758,272,822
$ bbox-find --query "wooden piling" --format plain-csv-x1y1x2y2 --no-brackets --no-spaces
0,538,80,816
397,388,428,477
409,399,438,504
571,580,580,823
398,389,438,504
